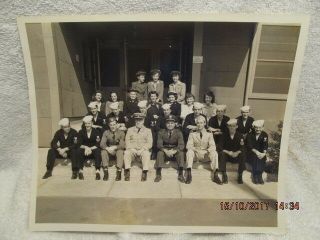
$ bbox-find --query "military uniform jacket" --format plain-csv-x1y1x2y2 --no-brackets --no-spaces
147,80,164,103
50,128,78,150
218,131,245,153
247,131,268,153
208,115,230,133
183,113,207,136
145,103,163,130
100,129,125,150
236,116,254,135
168,81,186,103
170,102,182,119
186,130,216,152
157,128,184,151
125,126,153,150
78,128,102,148
123,99,139,118
132,81,148,100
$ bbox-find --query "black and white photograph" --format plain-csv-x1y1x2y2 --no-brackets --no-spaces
17,14,309,233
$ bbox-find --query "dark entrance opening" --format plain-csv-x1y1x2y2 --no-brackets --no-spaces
79,22,194,100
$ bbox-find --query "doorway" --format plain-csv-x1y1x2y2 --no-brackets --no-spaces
83,22,194,100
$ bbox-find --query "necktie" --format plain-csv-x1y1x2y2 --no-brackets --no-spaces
137,128,141,133
200,132,203,139
169,131,172,139
112,132,115,140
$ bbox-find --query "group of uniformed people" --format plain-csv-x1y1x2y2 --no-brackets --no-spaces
42,69,269,185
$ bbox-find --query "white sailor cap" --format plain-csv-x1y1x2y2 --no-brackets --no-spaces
83,115,93,123
109,102,119,110
58,118,70,127
253,120,264,128
193,102,204,109
88,101,98,109
138,100,148,108
240,105,250,112
227,118,238,126
162,103,171,110
216,104,227,111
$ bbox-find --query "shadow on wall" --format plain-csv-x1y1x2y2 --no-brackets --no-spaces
53,23,94,118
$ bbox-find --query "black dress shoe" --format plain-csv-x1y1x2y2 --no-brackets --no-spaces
71,171,78,179
78,172,84,180
213,171,223,185
115,170,121,181
185,169,192,184
96,172,101,180
237,173,243,184
154,174,161,182
141,171,147,182
42,171,52,179
222,172,228,184
124,169,130,181
103,169,109,181
258,174,264,184
178,173,185,183
252,175,258,184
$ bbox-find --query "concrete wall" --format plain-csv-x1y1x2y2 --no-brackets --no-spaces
53,23,93,118
200,23,255,117
26,23,61,147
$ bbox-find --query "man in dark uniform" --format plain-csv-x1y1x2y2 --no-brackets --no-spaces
83,101,108,134
106,102,127,131
131,70,147,100
236,105,254,138
182,102,207,143
247,120,268,184
218,119,246,184
208,104,230,144
167,91,182,120
155,115,185,183
77,115,102,180
100,117,125,181
123,88,140,128
145,91,163,159
42,118,79,179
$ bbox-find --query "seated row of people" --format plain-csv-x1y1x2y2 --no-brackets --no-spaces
42,104,268,185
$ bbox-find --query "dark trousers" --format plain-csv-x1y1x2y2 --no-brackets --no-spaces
150,128,159,154
78,148,102,170
155,149,184,168
251,155,266,175
218,151,245,173
46,148,78,171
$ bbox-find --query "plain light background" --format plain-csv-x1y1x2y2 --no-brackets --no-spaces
0,0,319,239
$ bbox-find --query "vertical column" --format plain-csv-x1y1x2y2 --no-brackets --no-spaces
42,23,61,135
191,23,203,101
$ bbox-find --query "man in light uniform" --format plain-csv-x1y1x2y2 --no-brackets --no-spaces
186,115,221,184
124,113,153,181
100,117,125,181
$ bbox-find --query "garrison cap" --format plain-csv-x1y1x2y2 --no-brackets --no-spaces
109,102,119,110
166,115,176,122
193,102,204,109
216,104,227,111
137,100,148,108
162,103,171,110
88,101,98,109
